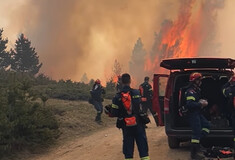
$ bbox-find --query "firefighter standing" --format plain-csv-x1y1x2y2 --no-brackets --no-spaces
116,75,123,92
139,76,159,126
186,72,210,160
107,73,150,160
90,79,105,123
222,75,235,159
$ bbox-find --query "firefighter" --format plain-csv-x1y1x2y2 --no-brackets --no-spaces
222,74,235,159
186,72,210,160
139,76,159,127
90,79,105,123
107,73,150,160
116,75,123,92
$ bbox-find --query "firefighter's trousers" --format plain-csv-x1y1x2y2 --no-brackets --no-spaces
93,100,103,114
232,113,235,158
122,124,149,159
142,101,158,126
188,112,210,143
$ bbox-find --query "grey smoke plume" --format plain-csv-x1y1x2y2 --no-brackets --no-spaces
1,0,234,84
0,0,179,82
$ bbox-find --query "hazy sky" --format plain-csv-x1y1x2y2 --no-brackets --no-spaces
0,0,234,82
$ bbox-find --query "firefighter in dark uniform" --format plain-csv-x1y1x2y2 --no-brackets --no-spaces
90,79,105,123
186,72,210,160
139,76,159,126
116,75,123,92
222,74,235,159
106,73,150,160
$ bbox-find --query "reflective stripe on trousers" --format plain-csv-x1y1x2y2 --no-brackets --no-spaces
191,139,200,144
141,156,150,160
125,156,150,160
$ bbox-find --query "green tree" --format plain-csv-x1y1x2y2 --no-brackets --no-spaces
0,29,10,70
81,73,89,84
89,79,95,87
11,33,42,75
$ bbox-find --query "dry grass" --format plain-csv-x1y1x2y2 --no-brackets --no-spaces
5,99,116,160
47,99,116,143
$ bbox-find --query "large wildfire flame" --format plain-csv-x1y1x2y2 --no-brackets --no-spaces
145,0,224,74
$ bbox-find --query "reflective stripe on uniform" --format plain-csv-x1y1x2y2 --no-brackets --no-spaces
186,96,196,101
132,95,140,98
233,138,235,142
111,104,119,109
191,139,200,143
202,128,210,133
141,156,150,160
125,158,133,160
149,88,153,91
222,89,226,96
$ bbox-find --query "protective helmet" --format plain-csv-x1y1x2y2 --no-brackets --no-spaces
189,72,202,82
95,79,101,84
144,76,150,81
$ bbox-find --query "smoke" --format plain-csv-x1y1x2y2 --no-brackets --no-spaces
0,0,179,82
217,0,235,59
0,0,234,84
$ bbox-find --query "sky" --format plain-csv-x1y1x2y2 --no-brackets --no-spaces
0,0,234,82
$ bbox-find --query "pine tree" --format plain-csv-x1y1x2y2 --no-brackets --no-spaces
81,73,89,83
11,33,42,75
0,29,10,70
112,59,122,77
129,38,146,85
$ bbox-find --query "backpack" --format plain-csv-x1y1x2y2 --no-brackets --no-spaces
121,91,137,127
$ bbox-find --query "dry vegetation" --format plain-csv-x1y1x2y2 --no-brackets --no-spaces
6,99,116,160
48,99,116,143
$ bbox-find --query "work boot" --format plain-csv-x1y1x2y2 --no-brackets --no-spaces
95,113,102,124
191,143,205,160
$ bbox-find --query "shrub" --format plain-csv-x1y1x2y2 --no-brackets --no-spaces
0,77,59,157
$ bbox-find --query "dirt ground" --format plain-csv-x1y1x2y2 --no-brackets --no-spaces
8,100,233,160
24,117,193,160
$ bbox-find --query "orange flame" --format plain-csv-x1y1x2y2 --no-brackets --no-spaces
145,0,207,73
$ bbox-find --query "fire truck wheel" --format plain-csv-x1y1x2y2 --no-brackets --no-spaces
168,136,180,149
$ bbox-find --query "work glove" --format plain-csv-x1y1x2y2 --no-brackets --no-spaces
199,99,208,108
104,104,112,116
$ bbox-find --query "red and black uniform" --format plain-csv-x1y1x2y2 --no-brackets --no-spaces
186,72,210,160
90,81,105,122
110,86,150,160
139,81,159,126
116,77,123,92
222,80,235,157
186,85,210,143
